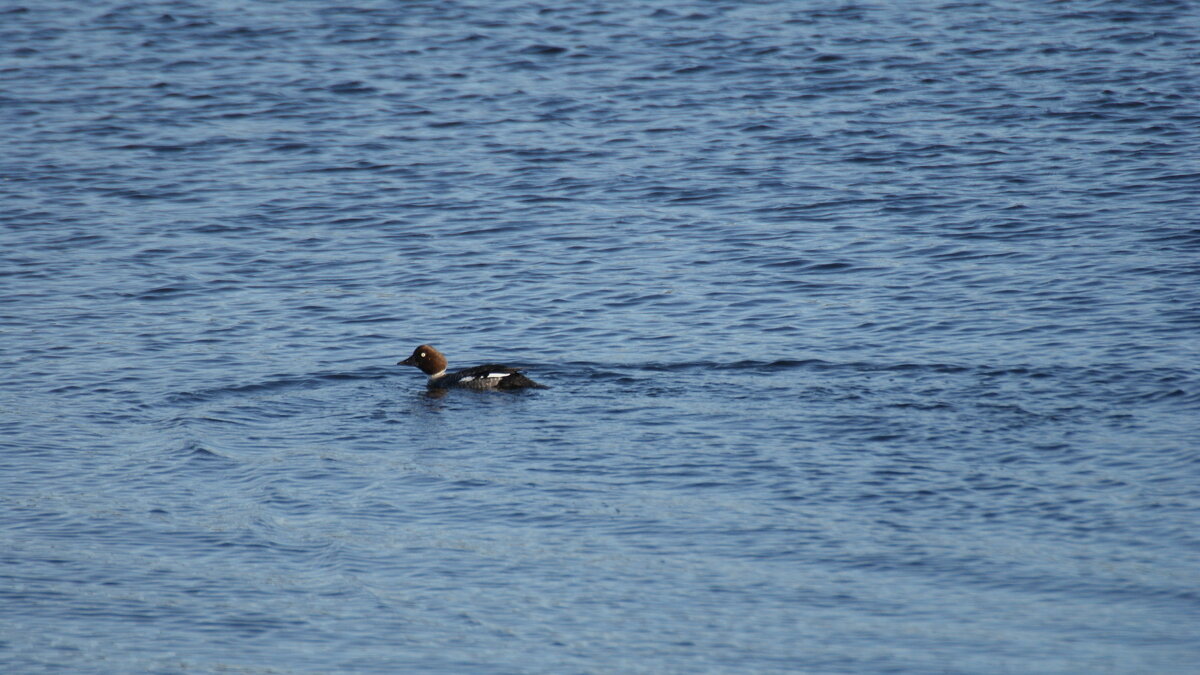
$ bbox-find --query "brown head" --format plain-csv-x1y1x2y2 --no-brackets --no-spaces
397,344,448,377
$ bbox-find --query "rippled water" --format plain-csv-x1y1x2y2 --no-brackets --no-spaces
3,1,1199,673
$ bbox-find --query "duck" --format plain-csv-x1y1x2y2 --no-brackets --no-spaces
397,344,548,390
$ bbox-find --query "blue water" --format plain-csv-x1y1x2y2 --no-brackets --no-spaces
3,1,1199,672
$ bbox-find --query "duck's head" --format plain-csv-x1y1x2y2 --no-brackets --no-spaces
398,344,447,377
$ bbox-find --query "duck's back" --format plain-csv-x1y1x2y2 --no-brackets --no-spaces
437,365,547,390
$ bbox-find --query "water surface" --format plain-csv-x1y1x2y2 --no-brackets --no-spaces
2,1,1199,673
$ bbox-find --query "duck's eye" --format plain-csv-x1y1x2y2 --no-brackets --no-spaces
420,352,426,357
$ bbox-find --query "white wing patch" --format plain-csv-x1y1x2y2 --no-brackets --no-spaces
452,372,514,387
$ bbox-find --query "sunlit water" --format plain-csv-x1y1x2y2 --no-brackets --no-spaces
3,1,1199,673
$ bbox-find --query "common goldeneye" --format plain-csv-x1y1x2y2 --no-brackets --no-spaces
397,344,548,390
